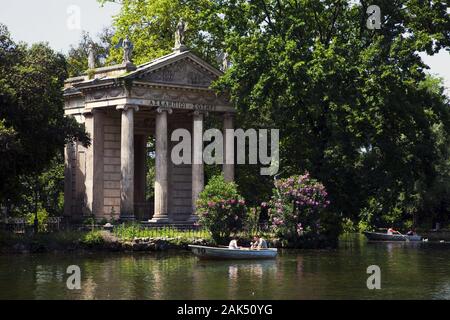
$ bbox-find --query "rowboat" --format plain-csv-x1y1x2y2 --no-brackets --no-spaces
364,231,422,242
188,245,278,260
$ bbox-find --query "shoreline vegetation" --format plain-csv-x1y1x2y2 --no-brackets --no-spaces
0,223,338,255
2,224,450,255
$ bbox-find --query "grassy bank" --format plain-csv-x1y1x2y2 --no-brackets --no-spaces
0,223,338,254
0,226,212,254
113,224,211,242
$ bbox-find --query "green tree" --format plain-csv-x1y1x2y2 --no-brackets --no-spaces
95,1,450,230
0,24,89,213
98,0,226,66
196,175,247,243
215,0,450,228
66,28,114,77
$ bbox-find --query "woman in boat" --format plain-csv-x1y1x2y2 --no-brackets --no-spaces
251,235,268,250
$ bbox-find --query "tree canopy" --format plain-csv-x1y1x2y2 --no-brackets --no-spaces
215,0,450,228
94,0,450,228
0,24,89,206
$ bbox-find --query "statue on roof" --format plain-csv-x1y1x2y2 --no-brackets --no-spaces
175,18,188,50
87,42,96,69
115,35,134,64
122,36,133,63
221,51,230,72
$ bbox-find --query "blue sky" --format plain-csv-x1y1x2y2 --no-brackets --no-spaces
0,0,448,94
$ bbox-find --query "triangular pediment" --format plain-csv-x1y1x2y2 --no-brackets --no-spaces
126,52,222,88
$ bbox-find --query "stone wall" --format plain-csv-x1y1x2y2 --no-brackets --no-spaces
103,112,122,218
169,115,194,221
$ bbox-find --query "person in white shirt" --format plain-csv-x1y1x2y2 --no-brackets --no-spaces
229,238,240,250
387,227,399,235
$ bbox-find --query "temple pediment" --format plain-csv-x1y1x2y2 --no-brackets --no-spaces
137,59,215,87
125,52,222,89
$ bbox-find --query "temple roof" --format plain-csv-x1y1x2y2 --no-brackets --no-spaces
64,50,223,94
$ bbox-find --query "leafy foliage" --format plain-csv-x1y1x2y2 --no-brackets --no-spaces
0,24,89,213
268,173,330,241
26,208,49,233
196,175,247,243
98,0,226,66
66,29,114,77
215,0,450,229
95,1,450,231
81,231,105,247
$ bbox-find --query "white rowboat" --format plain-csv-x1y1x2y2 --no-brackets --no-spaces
188,245,278,260
364,231,422,242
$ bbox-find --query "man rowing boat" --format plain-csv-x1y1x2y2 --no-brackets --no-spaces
387,227,400,235
251,235,268,250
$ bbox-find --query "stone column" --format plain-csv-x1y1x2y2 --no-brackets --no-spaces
189,111,205,222
134,135,148,220
150,107,172,223
64,142,74,218
223,112,235,182
83,109,105,218
117,105,139,220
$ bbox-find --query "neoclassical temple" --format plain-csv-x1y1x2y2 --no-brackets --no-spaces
63,36,235,223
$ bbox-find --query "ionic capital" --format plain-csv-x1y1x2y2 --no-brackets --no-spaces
192,110,209,117
117,105,139,112
157,107,173,114
223,112,235,119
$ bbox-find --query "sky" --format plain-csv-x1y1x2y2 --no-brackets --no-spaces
0,0,121,52
0,0,448,94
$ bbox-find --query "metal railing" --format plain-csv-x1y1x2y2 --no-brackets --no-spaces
0,217,63,234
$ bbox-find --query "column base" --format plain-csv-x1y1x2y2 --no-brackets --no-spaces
149,215,170,224
120,215,136,222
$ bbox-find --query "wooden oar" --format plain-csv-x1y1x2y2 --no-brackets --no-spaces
396,231,409,242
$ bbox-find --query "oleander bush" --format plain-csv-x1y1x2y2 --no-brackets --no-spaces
267,172,333,243
196,175,247,243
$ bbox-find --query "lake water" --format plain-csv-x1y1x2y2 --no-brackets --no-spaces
1,235,450,300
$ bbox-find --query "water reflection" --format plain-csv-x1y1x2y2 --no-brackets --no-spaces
2,237,450,299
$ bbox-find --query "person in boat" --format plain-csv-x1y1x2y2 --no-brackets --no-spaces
251,235,268,250
228,238,240,250
387,227,400,235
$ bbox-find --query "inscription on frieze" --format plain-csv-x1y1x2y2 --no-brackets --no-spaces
149,99,216,112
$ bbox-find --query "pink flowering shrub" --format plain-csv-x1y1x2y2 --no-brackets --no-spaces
268,172,330,241
196,175,247,243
